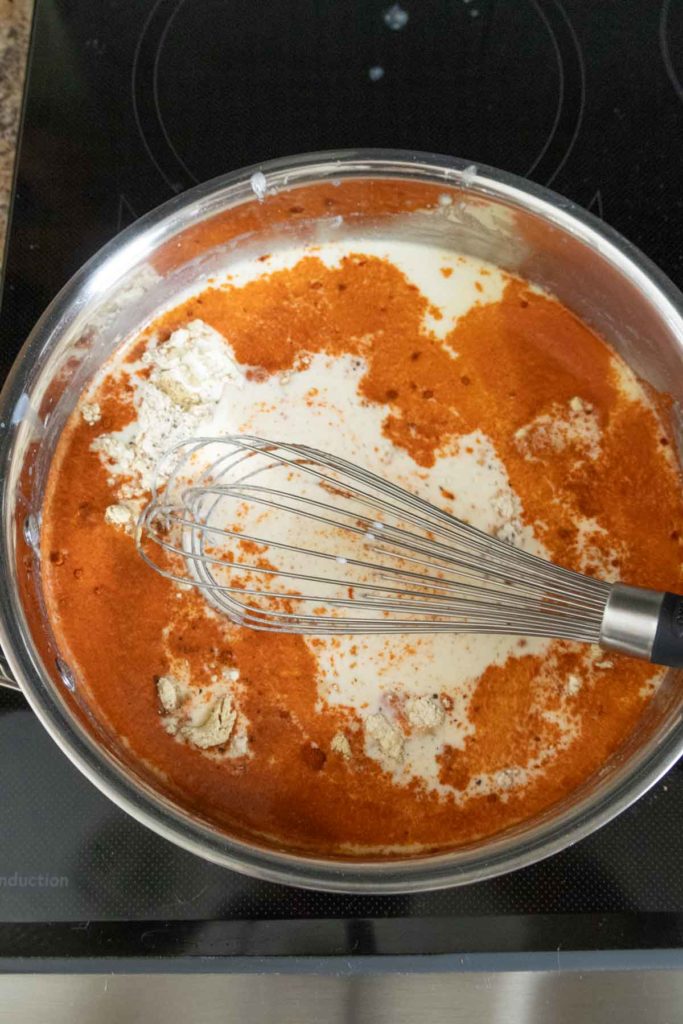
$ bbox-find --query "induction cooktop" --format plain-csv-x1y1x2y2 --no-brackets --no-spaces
1,0,683,964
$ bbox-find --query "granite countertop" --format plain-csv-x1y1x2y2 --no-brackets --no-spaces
0,0,33,270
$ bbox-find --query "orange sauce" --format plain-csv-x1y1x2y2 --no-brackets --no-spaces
41,252,683,856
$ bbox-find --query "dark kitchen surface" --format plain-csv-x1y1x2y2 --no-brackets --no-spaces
1,0,682,960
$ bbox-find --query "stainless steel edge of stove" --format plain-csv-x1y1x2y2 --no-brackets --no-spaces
2,962,683,1023
0,148,682,893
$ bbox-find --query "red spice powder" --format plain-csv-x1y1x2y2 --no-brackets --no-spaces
40,252,683,856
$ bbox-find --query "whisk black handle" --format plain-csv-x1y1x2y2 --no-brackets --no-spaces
651,593,683,669
601,585,683,668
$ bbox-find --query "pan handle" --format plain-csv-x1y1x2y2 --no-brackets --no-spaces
0,651,21,692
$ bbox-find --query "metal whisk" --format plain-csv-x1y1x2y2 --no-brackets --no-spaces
137,435,683,667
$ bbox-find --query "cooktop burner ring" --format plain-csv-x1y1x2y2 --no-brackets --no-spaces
131,0,585,195
660,0,683,104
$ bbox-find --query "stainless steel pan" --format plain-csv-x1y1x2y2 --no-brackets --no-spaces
1,150,681,892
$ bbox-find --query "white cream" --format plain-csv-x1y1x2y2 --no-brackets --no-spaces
172,346,553,792
85,238,654,799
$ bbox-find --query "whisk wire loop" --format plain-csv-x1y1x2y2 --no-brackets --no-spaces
136,435,613,642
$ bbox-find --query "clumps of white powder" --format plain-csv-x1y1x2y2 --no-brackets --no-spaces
365,711,405,764
188,694,237,749
405,695,445,732
104,504,134,530
157,674,182,713
81,402,101,424
148,321,244,407
156,675,185,732
362,695,447,778
331,732,352,759
92,319,244,498
514,397,601,463
155,668,246,754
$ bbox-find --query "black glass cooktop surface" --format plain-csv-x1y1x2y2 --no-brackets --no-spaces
1,0,682,962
